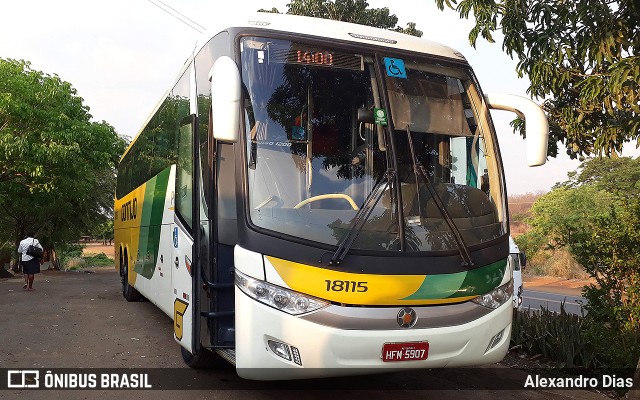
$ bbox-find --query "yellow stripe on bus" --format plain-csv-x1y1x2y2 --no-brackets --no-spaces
266,256,475,306
114,183,147,287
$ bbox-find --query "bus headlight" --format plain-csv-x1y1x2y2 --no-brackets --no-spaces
235,270,329,315
471,280,513,309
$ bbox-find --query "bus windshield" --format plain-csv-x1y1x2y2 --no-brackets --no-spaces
241,37,507,253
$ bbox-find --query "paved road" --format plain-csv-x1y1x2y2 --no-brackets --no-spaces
522,289,585,315
0,268,607,400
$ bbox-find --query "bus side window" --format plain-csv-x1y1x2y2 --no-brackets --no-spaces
172,62,194,229
176,120,194,229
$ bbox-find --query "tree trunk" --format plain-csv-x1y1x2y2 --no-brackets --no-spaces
12,223,25,272
11,235,21,272
50,248,60,270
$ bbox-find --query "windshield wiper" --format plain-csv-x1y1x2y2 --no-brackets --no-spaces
329,169,395,266
405,125,475,267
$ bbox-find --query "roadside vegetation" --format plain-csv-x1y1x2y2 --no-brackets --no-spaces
510,157,640,391
517,157,640,333
510,305,640,398
512,305,640,372
523,248,590,280
56,242,114,271
0,58,126,270
510,194,589,280
64,253,114,271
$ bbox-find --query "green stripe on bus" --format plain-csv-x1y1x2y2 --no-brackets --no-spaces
401,259,507,300
135,167,171,280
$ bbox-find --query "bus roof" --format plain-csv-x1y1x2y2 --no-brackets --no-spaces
121,13,468,162
195,12,466,62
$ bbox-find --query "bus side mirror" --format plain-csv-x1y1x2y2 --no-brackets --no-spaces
357,108,374,124
484,94,549,167
519,252,527,269
210,56,241,143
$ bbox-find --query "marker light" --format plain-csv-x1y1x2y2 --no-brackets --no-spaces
265,339,304,366
471,280,513,309
485,328,505,353
235,270,329,315
267,340,292,361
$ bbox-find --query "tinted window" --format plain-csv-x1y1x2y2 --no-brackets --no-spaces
116,67,191,198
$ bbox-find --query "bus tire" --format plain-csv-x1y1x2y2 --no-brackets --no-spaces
180,346,214,368
180,346,230,369
122,258,142,302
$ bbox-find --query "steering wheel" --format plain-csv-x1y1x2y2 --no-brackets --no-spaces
294,194,359,210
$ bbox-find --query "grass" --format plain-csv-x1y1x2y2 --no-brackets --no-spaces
65,252,113,271
82,252,113,266
526,247,591,280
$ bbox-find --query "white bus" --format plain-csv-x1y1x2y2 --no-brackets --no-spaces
114,12,548,380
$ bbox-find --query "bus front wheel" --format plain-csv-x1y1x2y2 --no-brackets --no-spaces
180,346,223,368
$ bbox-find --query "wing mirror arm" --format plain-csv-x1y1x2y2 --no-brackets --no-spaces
484,94,549,167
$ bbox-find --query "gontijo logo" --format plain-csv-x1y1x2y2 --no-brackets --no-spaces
120,197,138,222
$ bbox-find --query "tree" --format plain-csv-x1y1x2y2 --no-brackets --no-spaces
0,58,126,266
260,0,423,37
435,0,640,158
92,220,114,245
519,157,640,332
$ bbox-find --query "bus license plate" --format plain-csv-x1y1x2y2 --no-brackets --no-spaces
382,342,429,362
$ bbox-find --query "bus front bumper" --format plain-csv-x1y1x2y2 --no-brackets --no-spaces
234,287,512,380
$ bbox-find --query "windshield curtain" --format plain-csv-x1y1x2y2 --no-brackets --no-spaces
384,59,507,251
241,37,506,253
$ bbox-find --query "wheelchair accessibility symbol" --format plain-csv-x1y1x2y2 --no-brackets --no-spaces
384,57,407,79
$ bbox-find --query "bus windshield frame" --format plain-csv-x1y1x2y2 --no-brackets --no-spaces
240,36,507,256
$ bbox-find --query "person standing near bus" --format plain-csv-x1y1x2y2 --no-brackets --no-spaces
17,232,43,291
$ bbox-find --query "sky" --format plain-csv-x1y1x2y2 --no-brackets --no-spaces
1,0,637,195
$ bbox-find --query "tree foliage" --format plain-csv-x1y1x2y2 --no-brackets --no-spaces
435,0,640,158
92,220,115,245
518,157,640,331
260,0,423,37
0,58,126,260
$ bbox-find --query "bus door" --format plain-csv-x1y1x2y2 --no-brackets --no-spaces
172,116,196,353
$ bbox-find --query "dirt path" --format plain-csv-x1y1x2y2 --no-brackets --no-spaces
81,242,115,258
523,274,593,296
0,268,609,399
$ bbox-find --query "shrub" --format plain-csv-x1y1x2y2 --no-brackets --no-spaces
511,305,640,371
525,248,590,280
511,304,598,368
0,245,12,268
82,253,114,267
57,243,85,270
64,257,86,271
